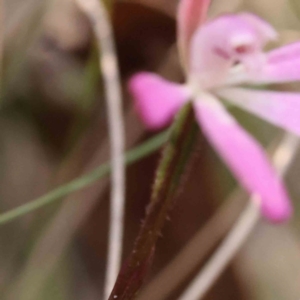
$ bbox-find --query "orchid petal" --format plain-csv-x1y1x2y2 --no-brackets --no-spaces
189,13,275,89
228,42,300,85
218,87,300,135
177,0,210,70
128,72,190,129
250,58,300,84
238,13,277,43
226,59,300,85
194,96,292,221
267,41,300,63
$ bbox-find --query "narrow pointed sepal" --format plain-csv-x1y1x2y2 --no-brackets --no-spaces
193,96,292,222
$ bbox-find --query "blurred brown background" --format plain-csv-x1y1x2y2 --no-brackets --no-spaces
1,0,300,299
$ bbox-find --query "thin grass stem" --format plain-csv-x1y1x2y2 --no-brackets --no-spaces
0,131,168,226
75,1,126,297
178,198,260,300
178,133,299,300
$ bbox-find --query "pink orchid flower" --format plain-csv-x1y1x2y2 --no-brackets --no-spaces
128,0,300,222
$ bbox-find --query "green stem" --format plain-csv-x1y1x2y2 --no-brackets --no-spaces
109,103,198,300
0,130,169,225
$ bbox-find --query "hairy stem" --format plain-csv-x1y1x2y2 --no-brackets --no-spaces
109,103,198,300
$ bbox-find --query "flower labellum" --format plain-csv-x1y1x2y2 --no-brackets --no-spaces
129,0,300,222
